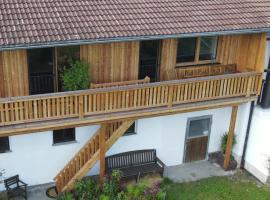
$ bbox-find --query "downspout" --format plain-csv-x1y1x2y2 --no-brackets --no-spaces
240,101,255,169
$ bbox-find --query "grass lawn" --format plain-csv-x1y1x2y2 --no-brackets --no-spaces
164,172,270,200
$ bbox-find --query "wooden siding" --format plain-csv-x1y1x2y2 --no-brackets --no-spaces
159,39,178,81
159,33,266,81
217,33,266,73
0,50,29,97
80,41,139,84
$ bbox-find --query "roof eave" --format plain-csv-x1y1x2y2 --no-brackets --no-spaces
1,27,270,51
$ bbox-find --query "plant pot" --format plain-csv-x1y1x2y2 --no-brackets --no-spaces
208,151,237,171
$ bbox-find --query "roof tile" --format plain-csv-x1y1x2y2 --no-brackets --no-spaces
1,0,270,47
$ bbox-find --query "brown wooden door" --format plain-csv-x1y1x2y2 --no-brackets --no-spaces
184,116,211,163
185,136,208,163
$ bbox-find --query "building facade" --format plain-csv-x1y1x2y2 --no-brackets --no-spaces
0,0,270,192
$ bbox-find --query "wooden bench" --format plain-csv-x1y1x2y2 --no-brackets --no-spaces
91,76,150,89
105,149,165,180
4,175,28,200
166,63,237,80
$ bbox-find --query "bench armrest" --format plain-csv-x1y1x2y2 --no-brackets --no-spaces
156,157,165,168
19,180,28,187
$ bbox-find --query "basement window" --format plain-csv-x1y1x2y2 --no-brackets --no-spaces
0,137,10,153
53,128,76,144
123,122,137,136
176,36,218,67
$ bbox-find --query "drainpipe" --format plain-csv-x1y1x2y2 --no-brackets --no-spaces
240,101,255,169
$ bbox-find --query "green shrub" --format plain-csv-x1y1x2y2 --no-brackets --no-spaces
74,178,100,200
60,59,90,91
221,132,237,154
102,170,122,199
57,192,74,200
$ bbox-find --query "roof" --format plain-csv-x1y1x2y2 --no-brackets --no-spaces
1,0,270,49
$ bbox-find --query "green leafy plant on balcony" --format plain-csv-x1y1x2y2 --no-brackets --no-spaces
60,59,90,91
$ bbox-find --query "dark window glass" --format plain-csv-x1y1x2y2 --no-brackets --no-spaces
53,128,75,144
0,137,10,153
176,38,196,63
28,48,54,95
123,122,136,136
188,118,211,138
199,36,217,60
139,40,160,82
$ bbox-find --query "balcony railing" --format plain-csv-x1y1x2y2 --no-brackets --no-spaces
0,71,261,127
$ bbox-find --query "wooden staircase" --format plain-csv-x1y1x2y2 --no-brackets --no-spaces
54,120,135,193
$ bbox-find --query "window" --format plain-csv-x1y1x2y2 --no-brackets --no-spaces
176,36,218,66
53,128,76,144
199,37,218,60
187,116,212,138
0,137,10,153
176,37,196,63
123,122,136,136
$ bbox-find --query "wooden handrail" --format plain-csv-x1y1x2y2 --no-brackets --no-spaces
0,72,260,103
0,72,262,127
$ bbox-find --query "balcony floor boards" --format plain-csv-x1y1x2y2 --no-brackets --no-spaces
0,95,257,137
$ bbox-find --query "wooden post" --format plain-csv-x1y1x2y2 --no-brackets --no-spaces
79,95,84,119
246,76,252,97
99,123,107,180
168,86,174,107
223,105,238,170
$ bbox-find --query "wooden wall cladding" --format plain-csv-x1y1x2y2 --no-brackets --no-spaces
0,50,29,97
217,33,266,73
159,39,178,81
80,41,140,84
160,33,266,81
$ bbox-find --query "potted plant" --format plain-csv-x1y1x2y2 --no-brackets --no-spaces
209,133,238,171
216,132,238,171
60,59,90,92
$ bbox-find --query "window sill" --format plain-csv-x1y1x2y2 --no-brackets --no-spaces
122,132,137,137
0,150,12,154
52,140,78,146
175,61,219,68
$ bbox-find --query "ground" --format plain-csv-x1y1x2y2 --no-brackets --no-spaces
0,169,269,199
164,170,270,200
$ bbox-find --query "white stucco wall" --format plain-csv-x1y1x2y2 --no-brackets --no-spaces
0,125,100,191
0,104,250,190
245,107,270,183
88,104,250,175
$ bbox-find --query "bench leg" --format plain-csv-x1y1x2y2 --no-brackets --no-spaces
136,172,141,183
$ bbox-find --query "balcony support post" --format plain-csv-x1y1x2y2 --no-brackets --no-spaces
99,123,107,181
223,105,238,170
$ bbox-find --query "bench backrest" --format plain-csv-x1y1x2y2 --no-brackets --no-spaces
106,149,157,170
4,175,19,189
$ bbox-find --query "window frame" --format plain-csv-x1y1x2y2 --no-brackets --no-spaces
176,37,218,67
186,115,213,139
123,122,137,136
0,136,10,153
53,128,76,145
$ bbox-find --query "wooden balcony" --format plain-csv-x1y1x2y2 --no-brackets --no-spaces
0,71,262,136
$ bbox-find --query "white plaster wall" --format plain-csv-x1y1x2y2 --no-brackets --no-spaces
0,104,250,190
0,125,100,191
245,106,270,183
89,104,249,175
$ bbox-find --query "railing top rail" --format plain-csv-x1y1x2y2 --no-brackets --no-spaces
0,71,261,103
